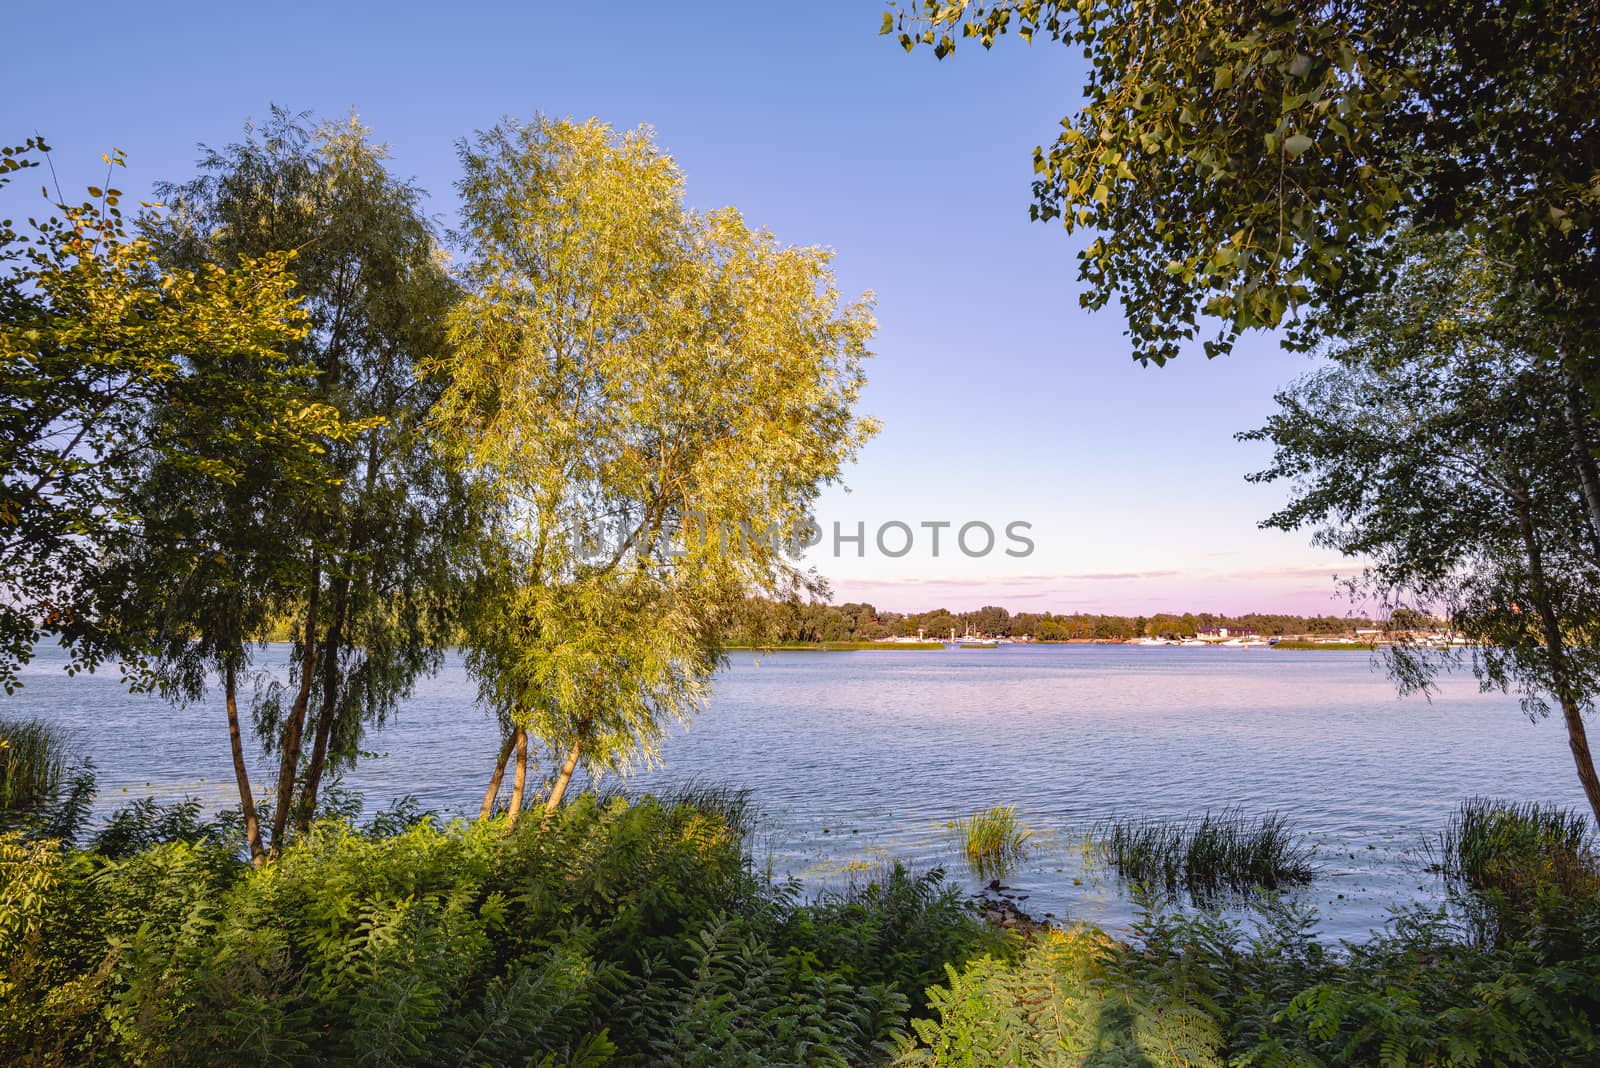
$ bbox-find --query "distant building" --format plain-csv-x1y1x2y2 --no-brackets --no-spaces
1196,626,1259,639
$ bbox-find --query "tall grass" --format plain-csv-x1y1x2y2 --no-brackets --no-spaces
1093,809,1314,901
0,717,93,841
1434,797,1599,947
1437,798,1594,891
958,805,1031,881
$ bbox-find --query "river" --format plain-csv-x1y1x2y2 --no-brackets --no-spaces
9,641,1588,942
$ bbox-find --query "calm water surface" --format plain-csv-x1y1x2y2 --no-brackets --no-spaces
11,643,1588,942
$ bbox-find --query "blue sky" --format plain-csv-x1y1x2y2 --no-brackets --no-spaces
4,1,1358,616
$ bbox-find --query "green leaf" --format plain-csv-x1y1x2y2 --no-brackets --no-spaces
1283,133,1314,157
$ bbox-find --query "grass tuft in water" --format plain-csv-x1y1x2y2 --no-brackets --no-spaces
957,805,1032,881
1093,809,1315,902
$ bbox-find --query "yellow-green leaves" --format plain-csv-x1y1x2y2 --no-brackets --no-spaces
439,116,878,779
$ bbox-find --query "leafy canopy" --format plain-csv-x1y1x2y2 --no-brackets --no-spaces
885,0,1600,365
436,116,878,780
0,137,340,692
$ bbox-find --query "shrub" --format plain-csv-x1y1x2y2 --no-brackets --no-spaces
901,897,1600,1067
0,789,989,1066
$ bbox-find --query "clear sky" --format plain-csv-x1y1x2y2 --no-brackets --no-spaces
4,0,1361,617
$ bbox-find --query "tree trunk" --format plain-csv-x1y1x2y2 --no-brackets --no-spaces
295,570,351,836
479,730,516,820
1516,490,1600,825
504,729,529,829
271,560,320,855
226,662,266,867
545,739,582,814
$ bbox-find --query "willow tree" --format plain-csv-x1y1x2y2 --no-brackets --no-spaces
1245,233,1600,824
436,117,877,820
154,110,478,850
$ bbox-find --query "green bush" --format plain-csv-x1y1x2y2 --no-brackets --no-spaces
900,897,1600,1066
0,788,996,1067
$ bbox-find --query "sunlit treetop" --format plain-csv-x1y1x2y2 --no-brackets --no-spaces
885,0,1600,364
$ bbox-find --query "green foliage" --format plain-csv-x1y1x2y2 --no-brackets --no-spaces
780,863,1010,1011
957,806,1032,882
137,107,478,850
884,1,1600,370
0,137,319,693
0,790,993,1066
1244,231,1600,822
439,115,879,790
1093,811,1315,903
727,596,1371,645
903,896,1600,1066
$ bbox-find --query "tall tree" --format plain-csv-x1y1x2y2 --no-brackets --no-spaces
153,109,476,850
1244,233,1600,823
0,140,320,694
97,279,358,865
437,117,878,818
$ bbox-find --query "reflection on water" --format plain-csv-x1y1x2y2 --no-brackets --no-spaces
10,642,1587,941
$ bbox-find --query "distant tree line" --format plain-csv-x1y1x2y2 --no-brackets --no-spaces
728,598,1375,644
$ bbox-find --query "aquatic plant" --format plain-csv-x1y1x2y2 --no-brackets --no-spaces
1435,797,1599,948
958,805,1032,881
0,717,93,842
1437,798,1594,892
1093,809,1315,901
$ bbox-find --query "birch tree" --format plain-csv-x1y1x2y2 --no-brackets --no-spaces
1245,233,1600,824
437,117,878,819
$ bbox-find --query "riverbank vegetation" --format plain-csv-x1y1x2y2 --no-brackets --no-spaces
4,782,1598,1066
957,805,1032,881
1092,811,1317,903
728,599,1376,645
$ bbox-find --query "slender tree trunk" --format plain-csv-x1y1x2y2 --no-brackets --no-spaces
545,738,583,814
1516,490,1600,825
1561,363,1600,554
226,662,266,867
504,729,529,829
480,730,516,820
296,571,351,836
271,559,320,855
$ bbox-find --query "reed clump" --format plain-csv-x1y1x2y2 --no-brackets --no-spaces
1435,797,1600,947
0,717,93,841
1093,809,1315,901
958,805,1032,881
